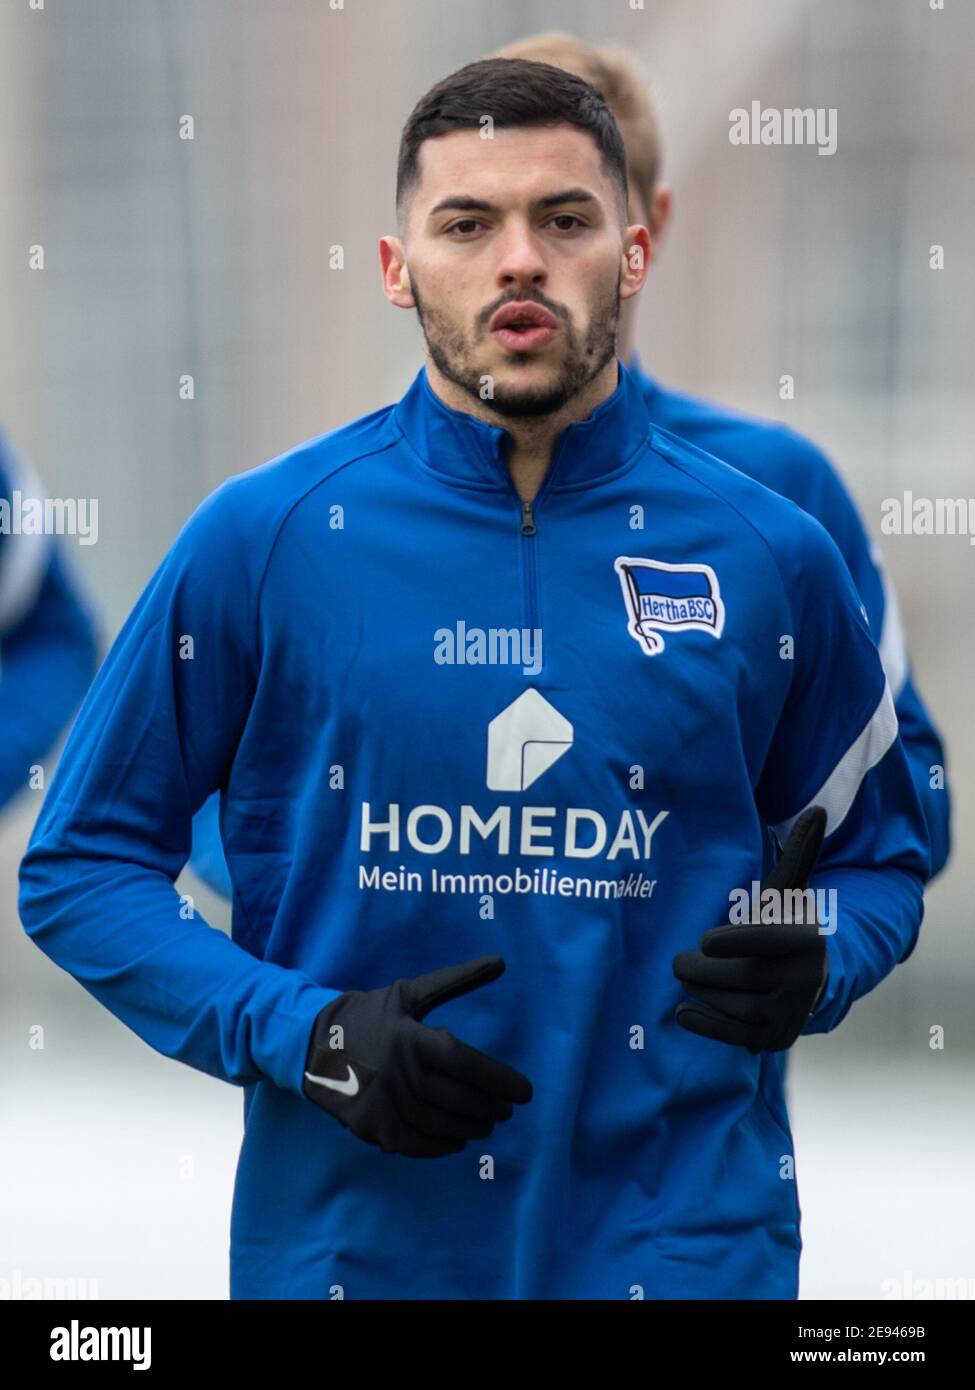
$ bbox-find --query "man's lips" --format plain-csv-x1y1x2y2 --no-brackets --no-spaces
489,302,559,352
489,302,559,332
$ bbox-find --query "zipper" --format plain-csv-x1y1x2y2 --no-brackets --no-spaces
505,417,559,665
519,498,539,642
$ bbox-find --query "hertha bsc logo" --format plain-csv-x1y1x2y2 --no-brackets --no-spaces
614,556,725,657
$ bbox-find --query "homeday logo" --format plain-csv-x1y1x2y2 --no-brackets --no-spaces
358,689,669,901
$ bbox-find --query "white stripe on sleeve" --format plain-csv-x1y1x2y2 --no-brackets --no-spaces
870,540,909,700
772,677,899,846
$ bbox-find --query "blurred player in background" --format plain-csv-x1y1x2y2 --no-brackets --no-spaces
0,427,99,810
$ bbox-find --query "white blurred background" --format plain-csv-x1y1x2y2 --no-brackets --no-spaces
0,0,970,1300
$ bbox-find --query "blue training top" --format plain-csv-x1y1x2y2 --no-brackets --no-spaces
20,358,930,1299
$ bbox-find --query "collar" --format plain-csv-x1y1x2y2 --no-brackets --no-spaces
392,355,651,490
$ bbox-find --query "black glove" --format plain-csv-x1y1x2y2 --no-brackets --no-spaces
302,955,533,1157
672,806,830,1053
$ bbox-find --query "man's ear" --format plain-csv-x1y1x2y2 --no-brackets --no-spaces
379,236,415,309
620,223,652,303
649,184,673,252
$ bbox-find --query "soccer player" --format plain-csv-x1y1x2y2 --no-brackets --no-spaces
494,31,950,880
0,427,99,810
20,60,930,1299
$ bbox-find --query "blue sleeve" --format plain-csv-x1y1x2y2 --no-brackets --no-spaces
18,481,341,1095
754,514,931,1036
890,670,950,879
861,538,950,879
0,439,100,809
188,790,233,899
774,432,950,878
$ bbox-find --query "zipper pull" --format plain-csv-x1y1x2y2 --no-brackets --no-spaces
520,500,537,536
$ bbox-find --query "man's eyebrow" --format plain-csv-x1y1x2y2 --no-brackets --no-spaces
536,188,600,210
426,188,601,219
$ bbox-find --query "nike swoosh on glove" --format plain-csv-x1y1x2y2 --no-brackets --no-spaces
302,955,533,1157
671,806,830,1053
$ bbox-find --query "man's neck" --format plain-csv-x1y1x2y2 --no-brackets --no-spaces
617,298,637,371
424,355,621,503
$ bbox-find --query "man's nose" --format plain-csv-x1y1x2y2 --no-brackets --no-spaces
494,223,548,287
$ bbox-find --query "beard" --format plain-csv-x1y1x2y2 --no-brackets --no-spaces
410,270,621,419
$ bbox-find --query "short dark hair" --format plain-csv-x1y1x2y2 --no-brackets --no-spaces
395,57,629,231
490,34,663,211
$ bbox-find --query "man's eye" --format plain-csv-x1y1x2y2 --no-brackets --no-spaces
548,214,585,231
446,220,483,236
